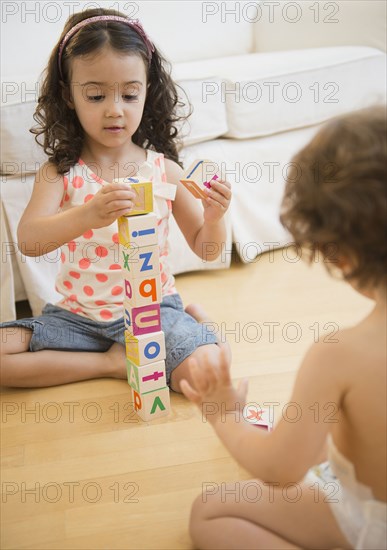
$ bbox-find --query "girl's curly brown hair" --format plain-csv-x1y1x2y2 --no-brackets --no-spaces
280,105,387,289
31,7,190,174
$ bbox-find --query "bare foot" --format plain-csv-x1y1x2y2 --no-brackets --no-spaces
185,303,212,323
105,343,127,379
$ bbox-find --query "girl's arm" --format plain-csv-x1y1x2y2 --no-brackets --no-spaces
18,163,136,256
165,159,230,261
181,342,345,485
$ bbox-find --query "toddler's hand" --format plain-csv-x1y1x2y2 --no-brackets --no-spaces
202,179,231,224
180,348,248,425
84,183,136,228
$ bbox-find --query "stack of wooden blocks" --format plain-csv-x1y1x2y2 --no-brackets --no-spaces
117,178,170,422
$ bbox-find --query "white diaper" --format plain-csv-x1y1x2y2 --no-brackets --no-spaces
310,435,387,549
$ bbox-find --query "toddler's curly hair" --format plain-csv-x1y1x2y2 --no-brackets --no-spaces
280,105,387,289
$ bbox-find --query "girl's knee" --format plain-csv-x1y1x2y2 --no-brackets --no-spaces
0,327,31,355
195,342,231,373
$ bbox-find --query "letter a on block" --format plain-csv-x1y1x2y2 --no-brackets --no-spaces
126,359,140,392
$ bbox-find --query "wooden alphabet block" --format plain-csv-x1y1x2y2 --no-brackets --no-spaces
114,178,153,215
180,159,219,199
124,302,161,335
127,358,166,393
125,330,166,366
121,243,160,279
124,274,161,308
132,386,170,421
118,213,158,248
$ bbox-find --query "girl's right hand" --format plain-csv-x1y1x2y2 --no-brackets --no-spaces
84,183,136,228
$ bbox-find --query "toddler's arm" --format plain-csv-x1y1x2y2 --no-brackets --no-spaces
18,162,136,256
181,342,345,485
165,159,231,261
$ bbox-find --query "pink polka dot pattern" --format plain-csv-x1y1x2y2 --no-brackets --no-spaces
84,194,94,203
68,241,77,252
95,246,108,258
96,274,108,282
112,233,119,244
63,280,73,289
100,309,113,320
83,229,93,239
83,286,94,296
109,264,121,270
69,271,80,279
72,176,84,188
111,286,123,296
79,258,91,270
61,252,66,263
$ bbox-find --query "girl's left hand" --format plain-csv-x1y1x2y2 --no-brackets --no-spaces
202,179,232,224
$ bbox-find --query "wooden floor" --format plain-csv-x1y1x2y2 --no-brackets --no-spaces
0,249,373,549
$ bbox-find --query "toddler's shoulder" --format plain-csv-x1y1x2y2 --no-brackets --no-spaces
301,333,353,382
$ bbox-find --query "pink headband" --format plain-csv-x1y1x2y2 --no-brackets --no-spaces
58,15,155,79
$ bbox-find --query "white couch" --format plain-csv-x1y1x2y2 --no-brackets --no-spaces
1,0,386,321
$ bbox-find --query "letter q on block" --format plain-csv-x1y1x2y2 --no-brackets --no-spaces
124,275,161,308
125,330,166,366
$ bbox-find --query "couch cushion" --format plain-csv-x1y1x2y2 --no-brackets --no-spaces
176,78,228,147
173,46,386,139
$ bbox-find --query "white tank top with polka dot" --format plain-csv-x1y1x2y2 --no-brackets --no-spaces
55,150,177,322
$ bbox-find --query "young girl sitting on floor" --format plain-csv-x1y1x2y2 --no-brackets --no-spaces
181,105,386,549
0,8,231,390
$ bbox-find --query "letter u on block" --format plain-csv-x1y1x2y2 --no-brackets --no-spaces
131,304,161,335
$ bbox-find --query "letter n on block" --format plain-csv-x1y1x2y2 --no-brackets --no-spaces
132,387,170,421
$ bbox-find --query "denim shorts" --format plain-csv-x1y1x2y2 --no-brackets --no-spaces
0,294,217,385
